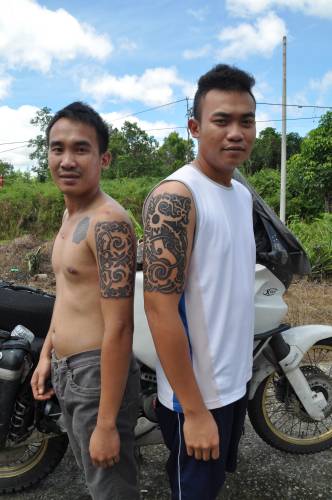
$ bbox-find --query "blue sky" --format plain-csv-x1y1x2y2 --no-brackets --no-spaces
0,0,331,171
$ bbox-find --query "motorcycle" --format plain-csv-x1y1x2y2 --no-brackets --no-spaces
0,174,331,493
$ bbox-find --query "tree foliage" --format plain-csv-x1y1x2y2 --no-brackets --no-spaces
287,111,332,217
106,121,160,178
105,122,194,178
0,160,14,177
28,107,53,182
157,131,195,176
244,127,302,174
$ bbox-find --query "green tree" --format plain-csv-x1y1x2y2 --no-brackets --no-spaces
0,160,14,177
286,132,302,160
243,128,302,175
245,127,281,174
157,131,195,176
106,121,160,178
287,111,332,217
28,107,53,182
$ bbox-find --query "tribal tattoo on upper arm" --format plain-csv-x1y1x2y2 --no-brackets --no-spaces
143,192,191,294
72,217,90,244
95,221,135,298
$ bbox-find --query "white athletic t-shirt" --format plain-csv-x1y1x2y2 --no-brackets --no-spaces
151,164,256,411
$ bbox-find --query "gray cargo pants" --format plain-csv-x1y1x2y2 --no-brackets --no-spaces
51,349,140,500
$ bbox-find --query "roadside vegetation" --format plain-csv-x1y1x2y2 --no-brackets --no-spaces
0,109,331,279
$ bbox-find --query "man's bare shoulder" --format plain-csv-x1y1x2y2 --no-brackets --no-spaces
92,194,132,226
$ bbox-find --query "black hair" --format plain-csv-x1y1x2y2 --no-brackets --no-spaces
192,64,256,120
46,101,109,154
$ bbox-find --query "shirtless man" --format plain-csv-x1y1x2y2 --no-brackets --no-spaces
31,102,140,500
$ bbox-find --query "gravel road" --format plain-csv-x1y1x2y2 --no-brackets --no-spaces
3,418,332,500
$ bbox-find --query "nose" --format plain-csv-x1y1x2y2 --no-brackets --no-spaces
226,123,243,142
60,151,76,168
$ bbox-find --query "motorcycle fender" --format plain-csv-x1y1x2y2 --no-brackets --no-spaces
281,324,332,357
249,324,332,400
249,353,276,400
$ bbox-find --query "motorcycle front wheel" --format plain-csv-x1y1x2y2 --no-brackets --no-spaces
248,339,332,454
0,434,68,494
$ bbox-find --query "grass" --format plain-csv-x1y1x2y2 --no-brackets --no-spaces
285,279,332,326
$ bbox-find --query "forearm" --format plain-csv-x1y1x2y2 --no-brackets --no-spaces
39,324,54,359
97,324,133,429
147,308,206,416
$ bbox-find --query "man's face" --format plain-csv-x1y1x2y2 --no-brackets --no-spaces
189,89,256,184
48,118,110,196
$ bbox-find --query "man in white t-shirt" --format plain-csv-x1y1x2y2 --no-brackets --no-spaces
143,64,257,500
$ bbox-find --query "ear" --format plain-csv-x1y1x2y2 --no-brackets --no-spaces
101,151,112,170
188,118,200,139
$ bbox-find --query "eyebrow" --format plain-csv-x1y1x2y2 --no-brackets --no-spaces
49,140,92,147
211,112,256,118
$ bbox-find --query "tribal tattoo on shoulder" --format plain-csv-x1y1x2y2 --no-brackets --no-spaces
72,217,90,244
143,192,191,294
95,221,135,298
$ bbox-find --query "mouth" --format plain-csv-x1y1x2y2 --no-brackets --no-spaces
59,175,80,179
223,147,245,152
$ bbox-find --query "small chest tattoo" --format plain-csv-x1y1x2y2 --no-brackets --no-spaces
72,217,90,244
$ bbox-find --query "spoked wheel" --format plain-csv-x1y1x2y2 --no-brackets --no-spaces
0,434,68,494
248,339,332,454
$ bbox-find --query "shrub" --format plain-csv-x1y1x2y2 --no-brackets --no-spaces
288,214,332,279
247,168,280,214
0,177,162,240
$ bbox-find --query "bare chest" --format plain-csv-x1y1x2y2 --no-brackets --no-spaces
52,229,96,282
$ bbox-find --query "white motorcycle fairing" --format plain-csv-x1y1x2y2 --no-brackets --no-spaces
133,264,290,370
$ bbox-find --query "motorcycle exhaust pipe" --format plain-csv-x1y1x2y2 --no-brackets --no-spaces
0,326,34,447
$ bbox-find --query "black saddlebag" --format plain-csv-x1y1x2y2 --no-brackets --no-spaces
0,282,54,338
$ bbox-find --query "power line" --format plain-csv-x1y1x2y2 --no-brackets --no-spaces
256,101,332,109
0,140,30,146
0,145,29,154
0,98,330,145
144,126,187,132
110,98,188,123
256,115,323,123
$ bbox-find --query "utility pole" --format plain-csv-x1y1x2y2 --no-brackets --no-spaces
280,35,287,223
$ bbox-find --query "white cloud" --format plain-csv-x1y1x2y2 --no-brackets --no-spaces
0,0,112,73
310,70,332,94
81,67,192,106
187,8,209,22
183,45,211,60
117,38,138,52
102,111,181,142
0,105,40,170
255,110,277,134
226,0,332,19
0,75,12,99
217,12,286,60
252,78,272,101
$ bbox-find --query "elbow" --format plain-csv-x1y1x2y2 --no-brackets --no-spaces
105,318,133,340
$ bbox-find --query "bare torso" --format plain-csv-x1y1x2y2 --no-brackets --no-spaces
51,194,126,358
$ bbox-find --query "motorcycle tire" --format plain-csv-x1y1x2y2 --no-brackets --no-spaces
248,338,332,454
0,434,68,494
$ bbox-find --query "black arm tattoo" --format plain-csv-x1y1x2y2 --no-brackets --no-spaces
72,217,90,244
95,221,135,298
143,193,191,294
